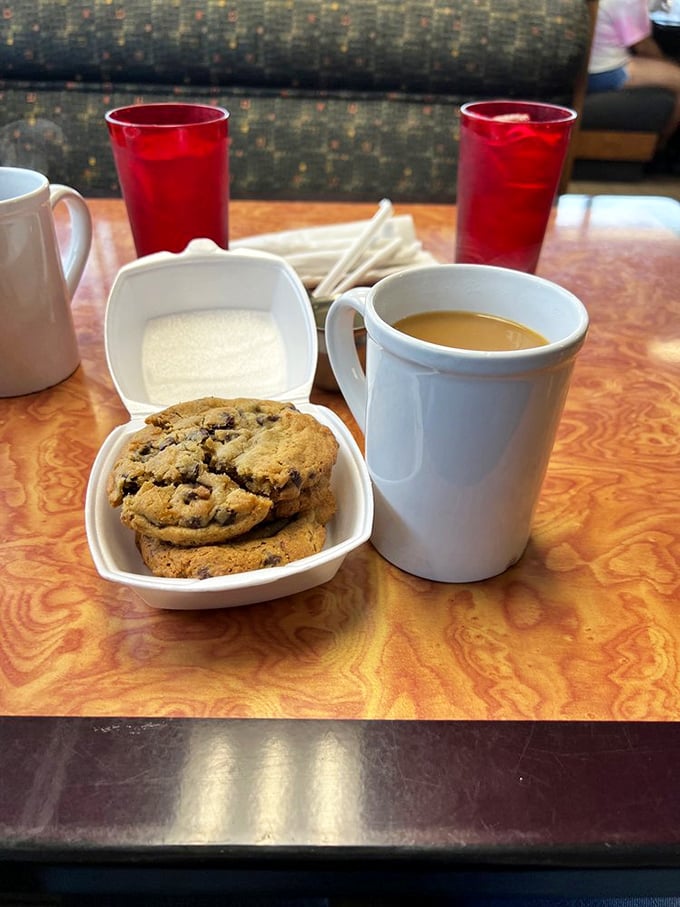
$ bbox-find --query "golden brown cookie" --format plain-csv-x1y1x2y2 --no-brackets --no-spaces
135,490,336,579
107,397,339,547
269,475,333,519
119,472,272,546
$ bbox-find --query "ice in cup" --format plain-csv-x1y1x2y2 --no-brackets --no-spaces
455,100,577,273
106,103,229,257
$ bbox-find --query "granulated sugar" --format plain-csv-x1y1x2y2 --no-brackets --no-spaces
142,309,287,403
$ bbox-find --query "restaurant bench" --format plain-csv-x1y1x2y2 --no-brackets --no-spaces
574,87,676,180
570,0,677,180
0,0,591,202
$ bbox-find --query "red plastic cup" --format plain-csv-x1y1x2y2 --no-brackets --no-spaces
455,100,577,273
105,103,229,257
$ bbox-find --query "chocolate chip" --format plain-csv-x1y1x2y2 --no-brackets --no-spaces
186,428,210,442
213,507,236,525
178,463,200,482
184,516,205,528
183,488,209,503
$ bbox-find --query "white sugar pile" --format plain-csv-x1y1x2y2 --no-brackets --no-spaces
142,309,287,404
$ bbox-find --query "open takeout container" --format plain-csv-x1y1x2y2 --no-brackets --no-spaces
85,239,373,610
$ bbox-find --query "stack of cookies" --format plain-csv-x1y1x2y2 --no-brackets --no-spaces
106,397,339,579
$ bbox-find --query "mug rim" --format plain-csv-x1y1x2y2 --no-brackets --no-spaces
0,166,49,206
363,263,589,374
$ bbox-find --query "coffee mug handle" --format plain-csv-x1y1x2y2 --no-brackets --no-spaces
49,185,93,300
325,288,369,434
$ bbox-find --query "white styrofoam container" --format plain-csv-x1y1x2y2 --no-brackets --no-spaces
85,240,373,610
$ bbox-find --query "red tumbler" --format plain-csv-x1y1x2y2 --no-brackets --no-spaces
455,100,577,273
106,103,229,257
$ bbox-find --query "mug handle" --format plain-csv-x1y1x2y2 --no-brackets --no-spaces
49,185,93,300
325,288,369,434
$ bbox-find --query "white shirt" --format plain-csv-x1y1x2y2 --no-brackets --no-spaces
589,0,652,73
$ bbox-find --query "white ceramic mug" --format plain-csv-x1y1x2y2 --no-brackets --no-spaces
0,167,92,396
325,264,589,583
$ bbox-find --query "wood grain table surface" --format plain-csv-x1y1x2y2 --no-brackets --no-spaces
1,194,678,722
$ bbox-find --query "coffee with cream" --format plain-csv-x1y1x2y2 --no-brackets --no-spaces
393,310,548,352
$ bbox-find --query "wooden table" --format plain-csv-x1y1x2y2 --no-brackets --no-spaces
2,195,679,723
1,196,680,898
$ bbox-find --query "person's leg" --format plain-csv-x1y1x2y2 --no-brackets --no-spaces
587,67,628,92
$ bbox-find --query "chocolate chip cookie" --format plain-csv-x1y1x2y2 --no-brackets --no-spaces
107,397,339,549
136,488,337,579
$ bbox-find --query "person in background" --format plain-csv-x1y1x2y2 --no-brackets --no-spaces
588,0,680,157
648,0,673,14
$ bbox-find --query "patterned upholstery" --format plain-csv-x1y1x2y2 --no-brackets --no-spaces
0,0,590,201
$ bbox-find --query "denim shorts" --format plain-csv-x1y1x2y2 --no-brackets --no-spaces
587,66,628,92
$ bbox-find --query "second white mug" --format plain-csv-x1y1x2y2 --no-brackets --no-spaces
0,166,92,397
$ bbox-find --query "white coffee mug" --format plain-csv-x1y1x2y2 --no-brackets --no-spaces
0,166,92,396
325,264,589,583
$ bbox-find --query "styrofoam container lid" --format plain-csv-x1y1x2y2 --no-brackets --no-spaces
104,239,318,416
85,240,373,610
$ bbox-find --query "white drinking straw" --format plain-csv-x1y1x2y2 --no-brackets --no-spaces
331,236,404,294
312,198,393,298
